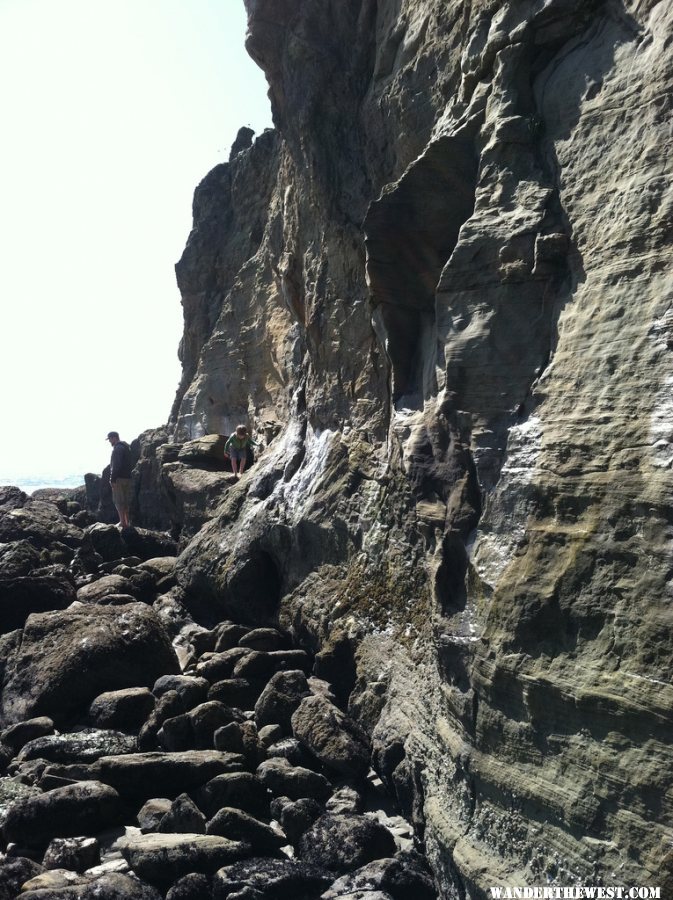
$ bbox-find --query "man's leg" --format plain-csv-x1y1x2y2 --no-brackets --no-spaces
112,483,122,527
116,480,132,528
121,502,131,528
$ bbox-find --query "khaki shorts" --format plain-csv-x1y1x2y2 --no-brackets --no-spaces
111,478,133,510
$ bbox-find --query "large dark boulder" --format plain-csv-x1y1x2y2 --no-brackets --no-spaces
70,544,104,577
177,434,228,466
232,650,312,681
1,716,54,752
209,677,266,710
153,675,210,709
212,857,333,900
0,857,44,900
214,721,265,768
0,501,84,549
159,701,237,751
325,785,363,815
84,523,176,562
195,771,269,819
254,669,310,733
213,622,250,651
87,687,155,731
21,873,163,899
137,797,172,832
266,737,320,769
0,540,41,577
255,757,332,803
120,832,249,888
0,603,180,727
42,836,101,873
297,814,397,874
195,648,252,683
2,780,123,847
166,873,212,900
109,565,156,601
76,574,139,604
16,729,137,764
291,695,371,778
46,750,246,802
84,523,126,561
138,690,185,751
0,486,28,513
239,627,289,652
120,527,178,561
206,806,286,854
320,852,438,900
272,797,324,845
0,576,76,633
156,792,207,834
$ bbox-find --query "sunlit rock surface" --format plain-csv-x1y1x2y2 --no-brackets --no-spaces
154,0,673,894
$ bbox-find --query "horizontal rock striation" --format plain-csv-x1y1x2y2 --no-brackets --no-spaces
144,0,673,895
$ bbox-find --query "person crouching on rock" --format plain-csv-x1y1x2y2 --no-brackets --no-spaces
106,431,133,528
224,425,258,479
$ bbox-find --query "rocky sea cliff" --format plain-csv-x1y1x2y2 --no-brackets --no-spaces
0,0,672,897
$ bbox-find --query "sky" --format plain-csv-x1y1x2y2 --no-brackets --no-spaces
0,0,272,483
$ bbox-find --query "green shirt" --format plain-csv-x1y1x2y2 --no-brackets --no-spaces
225,433,258,451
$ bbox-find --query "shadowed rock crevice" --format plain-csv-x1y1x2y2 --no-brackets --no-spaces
365,133,479,406
226,549,283,625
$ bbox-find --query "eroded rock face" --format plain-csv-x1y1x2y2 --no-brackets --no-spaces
120,0,673,894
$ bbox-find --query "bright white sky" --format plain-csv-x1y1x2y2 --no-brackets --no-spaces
0,0,271,482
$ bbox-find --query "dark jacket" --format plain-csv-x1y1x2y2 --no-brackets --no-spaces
110,441,133,482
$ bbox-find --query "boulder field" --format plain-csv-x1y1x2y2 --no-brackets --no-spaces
0,492,434,898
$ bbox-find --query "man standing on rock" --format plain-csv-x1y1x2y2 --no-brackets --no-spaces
106,431,133,528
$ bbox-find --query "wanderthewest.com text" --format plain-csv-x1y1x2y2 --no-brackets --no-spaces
488,888,660,899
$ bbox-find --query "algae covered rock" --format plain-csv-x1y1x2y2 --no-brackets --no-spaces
291,695,371,778
2,780,123,847
0,603,179,726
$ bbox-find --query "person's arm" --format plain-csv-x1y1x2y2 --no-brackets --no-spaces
110,445,120,482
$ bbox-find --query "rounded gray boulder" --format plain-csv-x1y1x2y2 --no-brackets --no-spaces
0,603,180,727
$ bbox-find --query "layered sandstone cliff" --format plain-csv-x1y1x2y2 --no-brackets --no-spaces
157,0,673,894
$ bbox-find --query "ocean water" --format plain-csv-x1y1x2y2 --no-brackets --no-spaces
0,474,85,495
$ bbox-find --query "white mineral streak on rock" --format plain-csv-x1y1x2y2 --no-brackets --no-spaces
217,420,337,556
471,415,543,589
279,426,335,514
648,297,673,470
391,405,424,468
649,374,673,470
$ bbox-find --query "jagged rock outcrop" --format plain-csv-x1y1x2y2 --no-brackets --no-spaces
143,0,673,895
